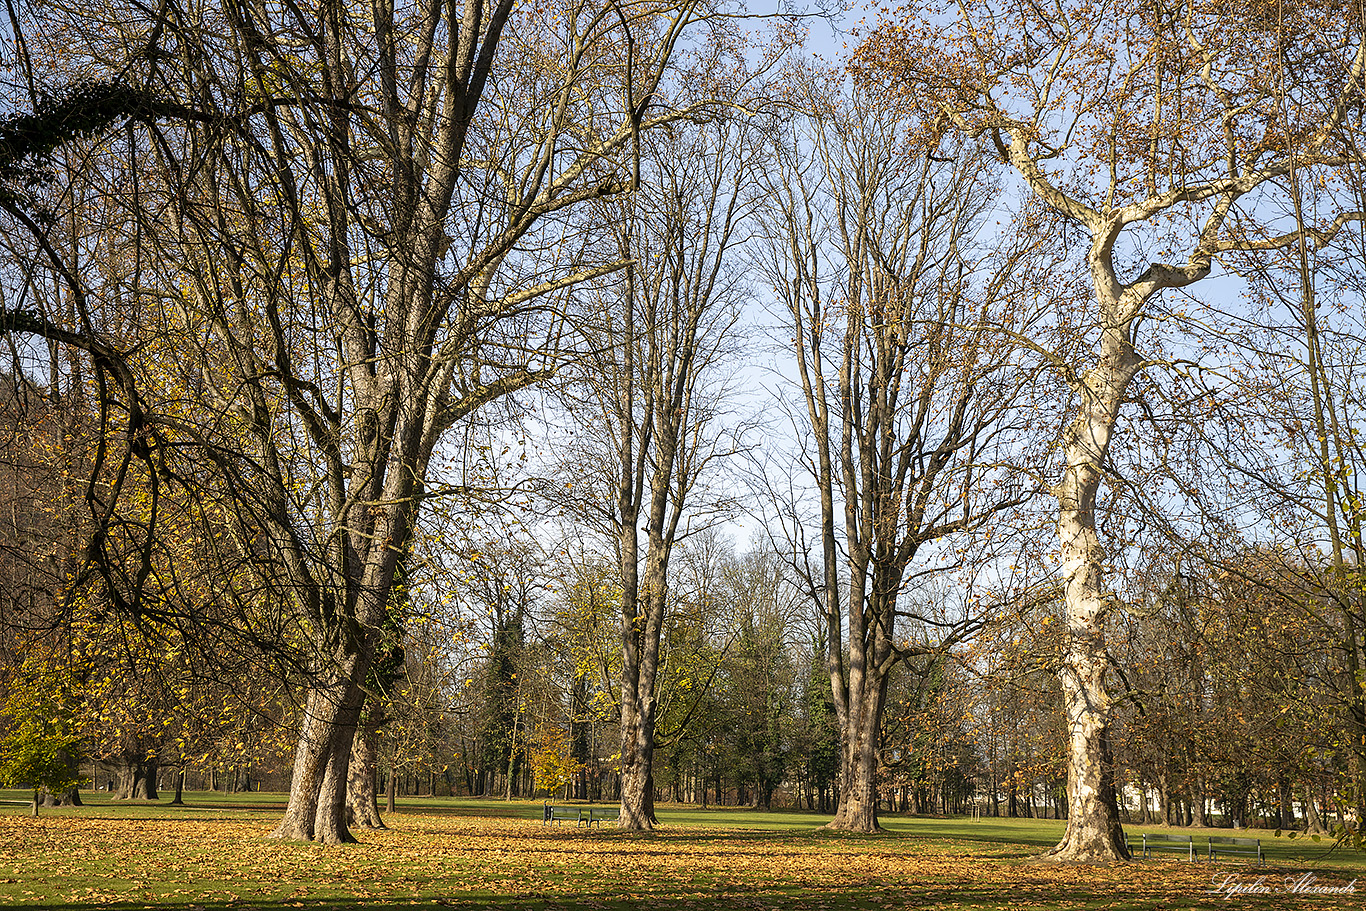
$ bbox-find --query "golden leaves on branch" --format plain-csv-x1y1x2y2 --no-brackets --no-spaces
851,0,1366,208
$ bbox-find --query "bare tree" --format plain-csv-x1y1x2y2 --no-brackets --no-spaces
857,0,1366,859
757,74,1040,832
1191,140,1366,831
549,113,760,829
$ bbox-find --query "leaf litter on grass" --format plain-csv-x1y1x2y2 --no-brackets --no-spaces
0,813,1361,910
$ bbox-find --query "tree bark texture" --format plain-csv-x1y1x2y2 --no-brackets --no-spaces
112,755,158,801
269,656,369,844
826,678,887,832
346,720,386,829
1046,242,1139,862
616,522,667,831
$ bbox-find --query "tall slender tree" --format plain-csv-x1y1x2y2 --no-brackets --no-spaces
758,73,1040,832
551,112,761,829
857,0,1366,859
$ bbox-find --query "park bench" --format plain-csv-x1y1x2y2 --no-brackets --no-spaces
541,803,618,827
1139,833,1197,860
1208,835,1265,865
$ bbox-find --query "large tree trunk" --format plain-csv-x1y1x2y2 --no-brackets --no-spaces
39,787,82,807
1050,662,1126,859
827,732,879,832
315,735,353,841
112,754,158,801
825,672,888,833
39,748,83,807
269,653,369,844
346,721,385,829
616,513,668,830
618,665,658,830
1047,295,1135,863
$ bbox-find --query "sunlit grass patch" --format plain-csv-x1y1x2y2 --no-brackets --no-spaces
0,795,1362,910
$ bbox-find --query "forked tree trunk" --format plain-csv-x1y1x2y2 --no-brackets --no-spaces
346,721,385,829
113,755,158,801
826,672,888,833
270,652,369,844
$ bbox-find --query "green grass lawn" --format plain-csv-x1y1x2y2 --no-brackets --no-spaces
0,790,1361,910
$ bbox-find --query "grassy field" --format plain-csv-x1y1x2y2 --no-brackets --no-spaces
1,791,1362,910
